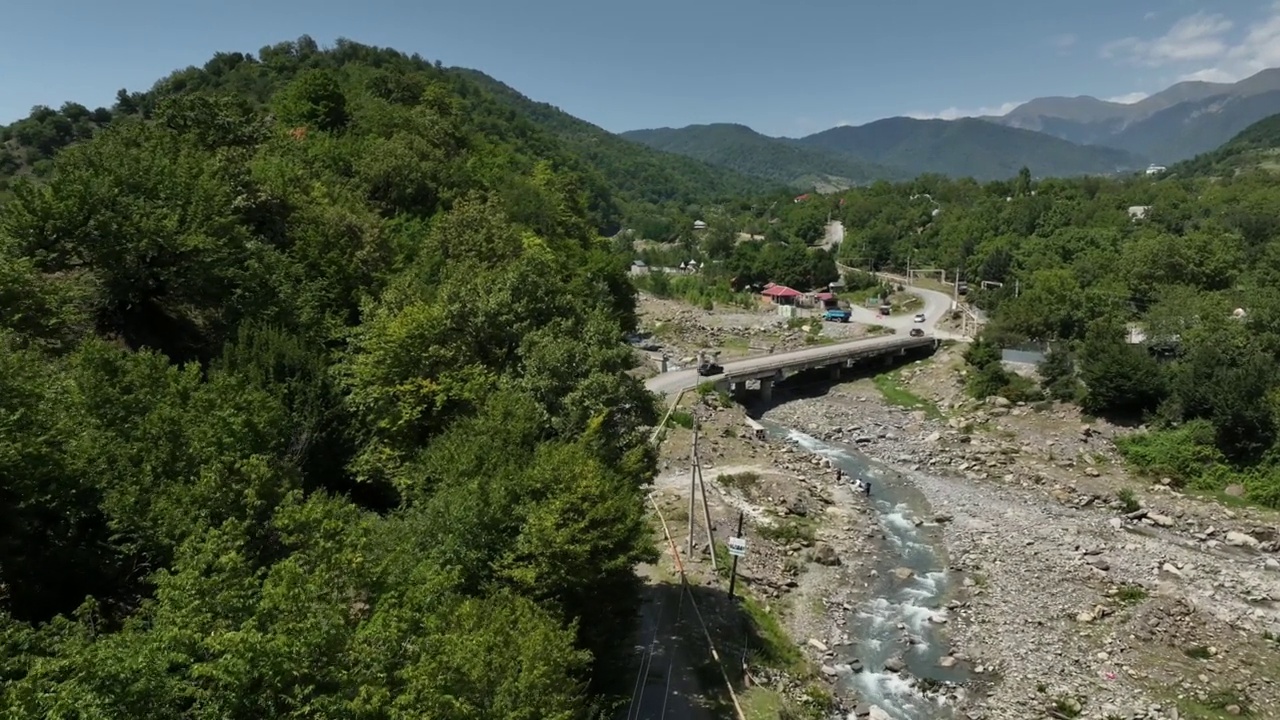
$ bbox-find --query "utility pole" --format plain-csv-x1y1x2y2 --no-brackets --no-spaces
727,511,745,600
695,451,717,572
688,420,699,559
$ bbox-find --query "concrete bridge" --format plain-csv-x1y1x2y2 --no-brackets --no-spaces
644,333,940,401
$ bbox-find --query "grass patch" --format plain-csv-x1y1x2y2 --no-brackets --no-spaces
740,594,806,673
740,687,786,720
866,324,893,335
758,517,816,545
1175,691,1254,718
717,471,760,491
1114,584,1148,604
872,371,942,418
1116,488,1141,513
667,410,695,429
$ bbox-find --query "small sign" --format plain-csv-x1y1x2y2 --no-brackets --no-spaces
727,537,747,557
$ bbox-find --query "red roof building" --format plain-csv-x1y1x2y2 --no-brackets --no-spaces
761,284,803,305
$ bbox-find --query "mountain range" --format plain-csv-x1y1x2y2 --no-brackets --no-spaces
622,68,1280,187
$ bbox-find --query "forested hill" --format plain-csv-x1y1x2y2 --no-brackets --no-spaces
452,69,777,206
0,36,664,717
1174,112,1280,176
0,38,773,229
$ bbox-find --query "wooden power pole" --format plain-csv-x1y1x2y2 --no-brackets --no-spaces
688,421,698,559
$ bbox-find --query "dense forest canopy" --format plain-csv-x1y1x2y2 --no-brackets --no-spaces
0,36,668,717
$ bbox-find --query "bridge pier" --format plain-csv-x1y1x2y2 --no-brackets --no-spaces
829,363,841,381
759,377,773,404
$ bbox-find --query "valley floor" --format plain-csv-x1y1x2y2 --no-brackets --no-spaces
633,296,1280,720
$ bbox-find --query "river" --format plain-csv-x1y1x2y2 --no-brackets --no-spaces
762,421,969,720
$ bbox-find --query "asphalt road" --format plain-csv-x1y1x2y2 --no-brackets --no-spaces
645,333,935,396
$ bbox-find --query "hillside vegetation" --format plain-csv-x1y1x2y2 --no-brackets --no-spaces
745,164,1280,507
1174,112,1280,176
0,43,771,236
0,36,664,717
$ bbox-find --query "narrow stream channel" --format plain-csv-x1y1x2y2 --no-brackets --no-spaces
760,420,969,720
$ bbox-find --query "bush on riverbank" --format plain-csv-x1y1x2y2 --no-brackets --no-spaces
635,270,757,310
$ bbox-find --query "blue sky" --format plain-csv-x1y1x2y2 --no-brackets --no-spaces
4,0,1280,137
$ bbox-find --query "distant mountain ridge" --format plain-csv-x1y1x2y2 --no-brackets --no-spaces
621,117,1146,186
620,123,907,190
988,68,1280,162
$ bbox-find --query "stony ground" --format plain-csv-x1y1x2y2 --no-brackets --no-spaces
632,294,889,379
764,346,1280,720
636,294,1280,720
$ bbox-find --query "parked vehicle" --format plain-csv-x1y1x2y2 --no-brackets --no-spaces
909,328,924,337
697,361,723,377
822,308,852,323
879,303,891,316
913,313,926,323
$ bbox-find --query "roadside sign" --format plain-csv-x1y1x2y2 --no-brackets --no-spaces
727,537,747,557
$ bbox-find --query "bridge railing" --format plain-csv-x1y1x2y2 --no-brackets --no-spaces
718,334,935,379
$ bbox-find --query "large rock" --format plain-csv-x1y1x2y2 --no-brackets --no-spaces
868,707,894,720
1226,531,1260,549
812,543,842,566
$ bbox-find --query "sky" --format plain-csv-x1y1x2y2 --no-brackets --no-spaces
4,0,1280,137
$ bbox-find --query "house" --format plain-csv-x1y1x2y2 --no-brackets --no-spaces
693,220,708,231
1145,164,1166,175
812,291,839,309
793,194,811,203
760,283,803,306
1127,205,1151,220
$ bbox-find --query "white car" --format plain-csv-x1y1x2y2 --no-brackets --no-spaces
913,313,926,323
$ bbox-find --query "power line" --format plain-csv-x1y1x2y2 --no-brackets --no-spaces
625,591,666,720
657,585,686,720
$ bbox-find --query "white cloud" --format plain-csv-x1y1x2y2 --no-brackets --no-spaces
905,101,1024,120
1052,33,1078,49
1104,91,1151,104
1101,3,1280,83
1100,11,1234,66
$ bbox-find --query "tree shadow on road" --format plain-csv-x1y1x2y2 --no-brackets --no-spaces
616,574,825,720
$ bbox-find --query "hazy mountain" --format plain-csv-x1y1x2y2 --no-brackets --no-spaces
620,123,906,190
620,116,1144,184
989,68,1280,162
794,118,1144,180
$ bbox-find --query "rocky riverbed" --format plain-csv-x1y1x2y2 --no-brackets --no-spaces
761,357,1280,720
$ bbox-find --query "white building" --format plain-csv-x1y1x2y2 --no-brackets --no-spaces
1145,164,1167,175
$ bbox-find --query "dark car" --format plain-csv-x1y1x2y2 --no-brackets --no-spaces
909,328,924,337
697,362,723,377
